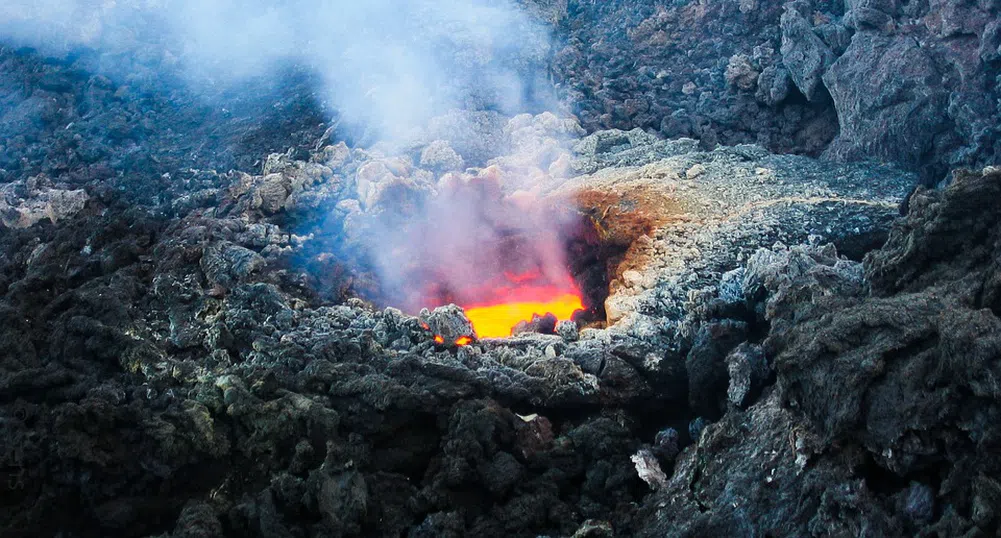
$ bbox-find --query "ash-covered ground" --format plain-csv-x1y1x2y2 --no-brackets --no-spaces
1,1,1001,537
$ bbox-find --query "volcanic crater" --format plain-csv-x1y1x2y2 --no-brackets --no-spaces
2,0,1001,537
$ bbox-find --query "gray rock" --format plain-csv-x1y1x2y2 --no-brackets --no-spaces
822,33,949,172
253,173,289,215
556,320,580,342
172,501,223,538
725,343,769,409
419,304,475,345
755,66,793,106
980,19,1001,61
653,427,680,461
725,54,759,91
571,129,699,174
200,242,265,289
0,177,89,229
780,3,835,102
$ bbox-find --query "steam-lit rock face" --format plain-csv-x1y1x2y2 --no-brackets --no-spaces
550,0,1001,182
554,130,911,331
0,17,1000,538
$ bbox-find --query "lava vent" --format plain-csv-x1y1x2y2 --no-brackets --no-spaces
360,169,660,340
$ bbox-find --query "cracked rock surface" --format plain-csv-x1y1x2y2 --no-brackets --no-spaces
0,15,999,538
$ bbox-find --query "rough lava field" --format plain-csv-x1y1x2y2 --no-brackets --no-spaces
1,1,1000,537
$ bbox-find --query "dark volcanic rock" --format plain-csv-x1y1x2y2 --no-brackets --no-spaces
780,1,836,102
1,7,999,537
636,391,901,536
553,0,840,157
822,33,950,178
551,0,1001,182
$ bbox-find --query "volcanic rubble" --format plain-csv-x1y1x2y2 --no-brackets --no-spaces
550,0,1001,183
1,41,1001,538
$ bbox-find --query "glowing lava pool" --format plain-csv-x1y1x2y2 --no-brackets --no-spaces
460,285,585,338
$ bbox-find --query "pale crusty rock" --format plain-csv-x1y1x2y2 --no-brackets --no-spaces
419,140,465,172
632,448,669,490
548,137,914,331
253,173,289,215
0,177,88,228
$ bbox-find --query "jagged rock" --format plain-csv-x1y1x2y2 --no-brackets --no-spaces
551,0,1001,182
419,304,475,345
253,173,289,214
571,519,614,538
0,177,88,228
748,169,1001,533
556,320,579,342
551,0,840,156
725,343,769,409
631,448,668,490
171,501,224,538
511,312,558,335
420,140,465,172
200,241,265,289
570,130,698,174
822,33,950,177
866,166,1001,299
779,2,835,102
686,320,749,418
755,65,793,106
724,54,759,91
635,391,898,536
653,428,680,461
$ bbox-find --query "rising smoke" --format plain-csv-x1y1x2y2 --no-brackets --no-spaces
0,0,556,146
1,0,582,321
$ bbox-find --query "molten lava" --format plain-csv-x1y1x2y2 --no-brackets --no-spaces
465,293,583,338
373,173,593,340
457,280,585,338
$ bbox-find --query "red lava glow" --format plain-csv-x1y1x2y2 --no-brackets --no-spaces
456,275,585,338
376,177,590,340
464,293,584,338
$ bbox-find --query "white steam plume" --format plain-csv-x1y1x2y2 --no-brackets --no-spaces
0,0,555,146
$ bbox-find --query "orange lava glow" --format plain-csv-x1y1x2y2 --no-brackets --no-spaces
454,336,473,346
463,290,584,338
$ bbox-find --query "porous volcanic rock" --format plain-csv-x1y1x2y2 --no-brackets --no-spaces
632,166,1001,536
0,108,916,537
549,0,1001,182
552,129,912,331
0,26,997,537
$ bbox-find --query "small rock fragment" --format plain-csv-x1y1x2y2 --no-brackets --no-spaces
631,448,668,490
726,343,770,409
654,427,681,461
689,417,710,441
556,320,580,342
686,163,705,179
511,312,558,335
419,305,475,346
514,413,555,459
572,519,614,538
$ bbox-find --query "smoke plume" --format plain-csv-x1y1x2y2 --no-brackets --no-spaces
1,0,584,324
0,0,555,146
